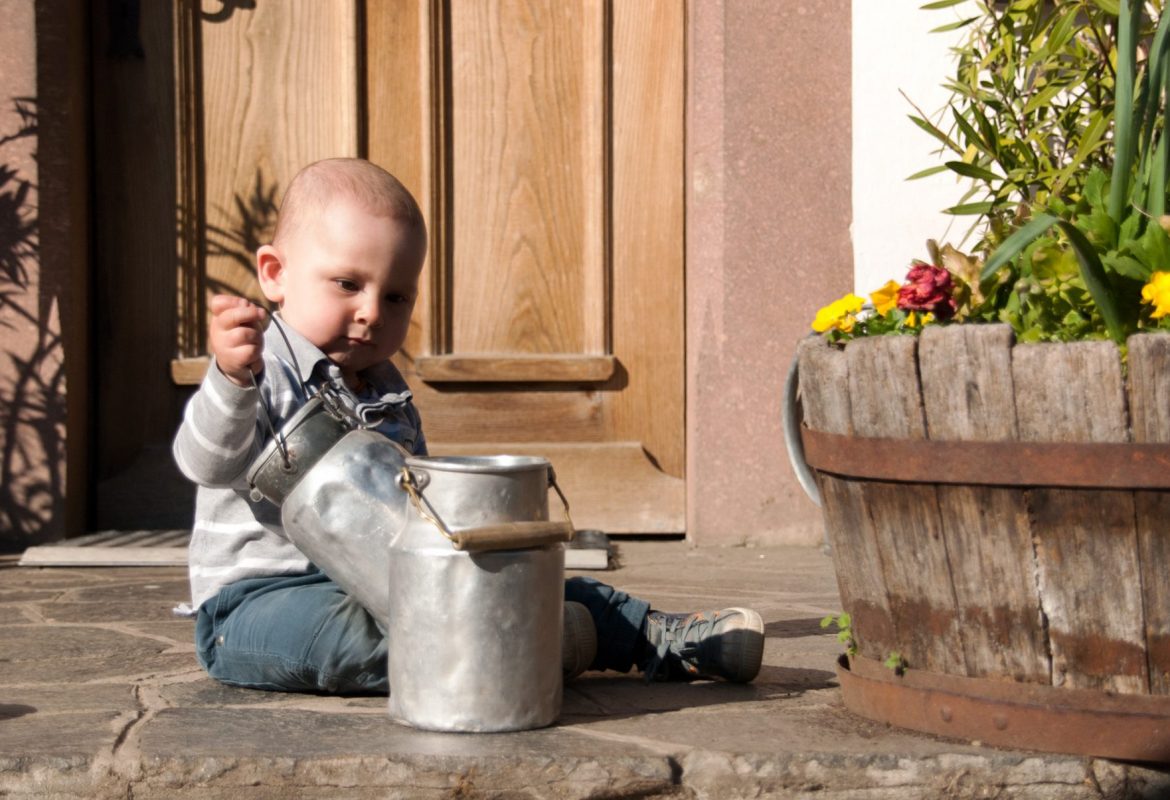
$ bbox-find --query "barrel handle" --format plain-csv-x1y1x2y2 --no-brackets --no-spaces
396,466,576,552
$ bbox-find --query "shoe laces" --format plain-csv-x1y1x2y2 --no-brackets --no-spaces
643,611,714,682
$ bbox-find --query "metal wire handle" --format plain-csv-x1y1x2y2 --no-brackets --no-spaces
250,370,290,469
395,466,575,544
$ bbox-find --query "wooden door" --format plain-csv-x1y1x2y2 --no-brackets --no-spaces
366,1,685,533
163,0,683,534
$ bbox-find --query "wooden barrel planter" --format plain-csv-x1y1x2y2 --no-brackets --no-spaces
795,324,1170,762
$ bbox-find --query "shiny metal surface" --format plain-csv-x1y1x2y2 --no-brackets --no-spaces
387,455,564,732
279,430,411,627
246,395,351,505
254,393,568,732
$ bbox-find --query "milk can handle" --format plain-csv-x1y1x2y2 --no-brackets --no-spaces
396,466,576,552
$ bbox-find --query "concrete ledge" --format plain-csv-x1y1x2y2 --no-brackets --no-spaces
2,543,1168,799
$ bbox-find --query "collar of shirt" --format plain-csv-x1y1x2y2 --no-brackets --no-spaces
262,313,413,416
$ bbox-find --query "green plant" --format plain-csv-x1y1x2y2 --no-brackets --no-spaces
813,0,1170,345
913,1,1163,245
884,651,908,675
820,612,857,657
980,0,1170,344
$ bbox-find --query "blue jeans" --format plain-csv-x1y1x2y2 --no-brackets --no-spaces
195,569,650,693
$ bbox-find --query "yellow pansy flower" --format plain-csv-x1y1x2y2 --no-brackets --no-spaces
1142,271,1170,319
869,280,901,316
811,293,865,333
905,311,935,329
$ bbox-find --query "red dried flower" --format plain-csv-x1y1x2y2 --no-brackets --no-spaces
896,261,957,320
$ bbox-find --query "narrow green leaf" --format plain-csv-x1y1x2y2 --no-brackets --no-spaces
944,201,995,215
905,165,951,180
1150,131,1168,218
1023,82,1069,115
1044,7,1079,53
1051,110,1110,195
920,0,967,8
981,213,1060,286
1055,221,1128,343
969,103,1001,160
1108,0,1140,223
930,16,980,33
907,114,960,152
944,161,1000,181
1090,0,1121,15
1135,10,1170,197
951,107,989,152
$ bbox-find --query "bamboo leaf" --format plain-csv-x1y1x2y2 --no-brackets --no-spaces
944,201,995,215
920,0,968,8
907,114,960,151
951,107,989,152
1023,82,1070,115
1055,220,1129,343
930,16,980,33
1045,7,1079,53
981,213,1060,286
945,160,1000,181
905,165,951,180
969,103,1001,159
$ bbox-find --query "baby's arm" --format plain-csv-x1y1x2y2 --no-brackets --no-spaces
172,296,269,487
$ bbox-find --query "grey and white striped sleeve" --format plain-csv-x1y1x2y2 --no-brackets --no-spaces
172,358,263,489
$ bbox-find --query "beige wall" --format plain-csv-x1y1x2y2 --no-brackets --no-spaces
0,0,87,548
687,0,852,545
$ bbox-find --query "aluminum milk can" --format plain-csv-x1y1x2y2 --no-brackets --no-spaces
386,454,574,732
245,391,413,629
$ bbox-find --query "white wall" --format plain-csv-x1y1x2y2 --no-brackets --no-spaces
852,0,977,293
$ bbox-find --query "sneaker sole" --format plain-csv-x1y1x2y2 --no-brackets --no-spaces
714,607,765,683
562,601,598,680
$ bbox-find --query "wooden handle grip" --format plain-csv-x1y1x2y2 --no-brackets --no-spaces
451,521,574,552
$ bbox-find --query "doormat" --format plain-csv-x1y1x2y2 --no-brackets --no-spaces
18,529,612,570
18,529,190,567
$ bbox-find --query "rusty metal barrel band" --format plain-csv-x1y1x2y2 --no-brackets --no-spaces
837,654,1170,763
801,427,1170,489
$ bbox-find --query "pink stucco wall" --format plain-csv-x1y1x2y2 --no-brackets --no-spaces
687,0,852,545
0,0,86,547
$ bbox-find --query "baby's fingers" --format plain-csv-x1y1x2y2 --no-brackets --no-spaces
210,295,267,329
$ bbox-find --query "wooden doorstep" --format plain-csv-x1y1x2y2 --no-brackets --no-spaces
171,356,210,385
172,354,619,385
19,546,189,567
415,354,616,383
18,543,610,570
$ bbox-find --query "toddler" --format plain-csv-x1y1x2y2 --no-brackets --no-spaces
173,157,765,693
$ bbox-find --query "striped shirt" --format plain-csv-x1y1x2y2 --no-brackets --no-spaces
173,317,427,610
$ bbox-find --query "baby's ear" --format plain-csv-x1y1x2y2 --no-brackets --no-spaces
256,245,285,304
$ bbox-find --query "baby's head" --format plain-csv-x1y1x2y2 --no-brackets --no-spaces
257,158,427,387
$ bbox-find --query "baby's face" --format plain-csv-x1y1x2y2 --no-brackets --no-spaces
268,197,424,385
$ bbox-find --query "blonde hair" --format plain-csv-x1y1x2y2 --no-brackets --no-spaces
272,158,426,248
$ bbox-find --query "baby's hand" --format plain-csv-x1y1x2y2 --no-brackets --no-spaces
208,295,267,387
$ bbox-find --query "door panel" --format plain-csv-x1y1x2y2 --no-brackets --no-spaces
368,0,685,532
446,0,606,358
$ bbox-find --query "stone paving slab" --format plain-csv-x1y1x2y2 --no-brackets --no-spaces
2,542,1169,798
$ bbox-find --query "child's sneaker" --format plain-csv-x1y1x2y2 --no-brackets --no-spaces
563,601,597,680
642,607,764,682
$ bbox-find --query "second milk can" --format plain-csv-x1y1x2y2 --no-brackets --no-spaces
386,454,574,732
